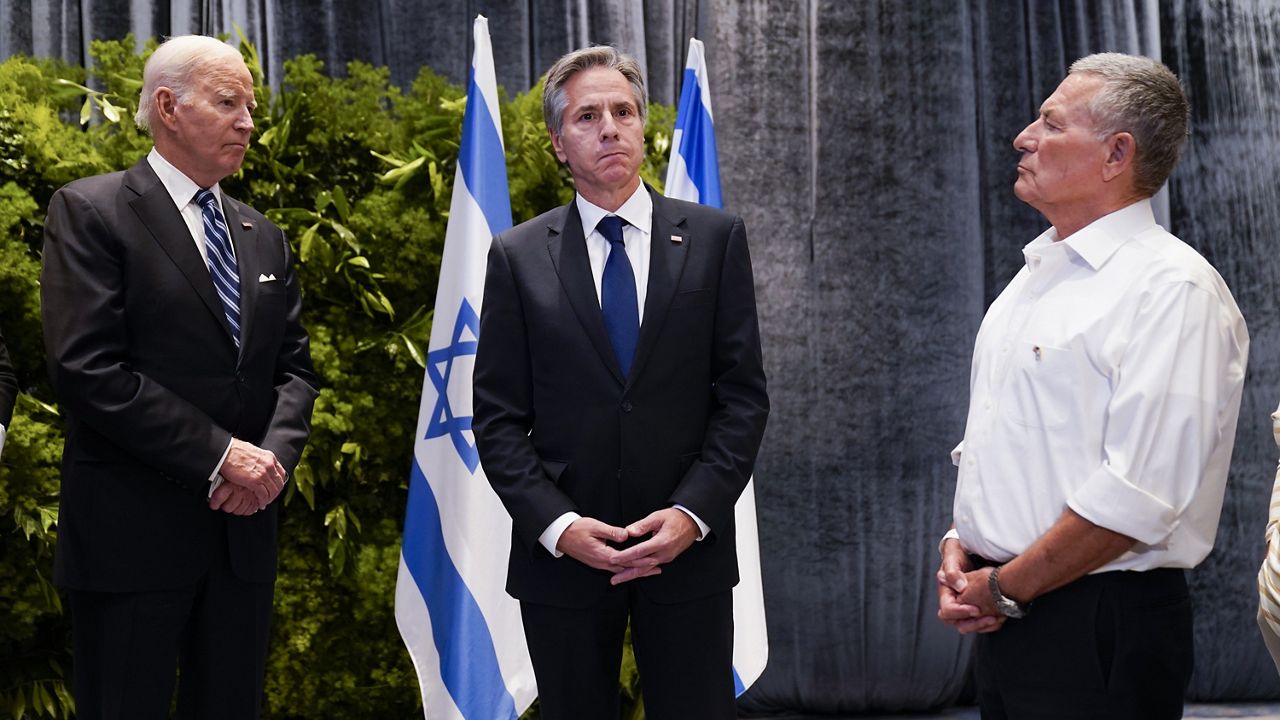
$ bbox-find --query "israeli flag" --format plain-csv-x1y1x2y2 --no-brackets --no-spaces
394,16,535,720
664,38,722,207
665,37,769,696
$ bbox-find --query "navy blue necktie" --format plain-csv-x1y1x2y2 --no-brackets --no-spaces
194,189,241,348
598,215,638,376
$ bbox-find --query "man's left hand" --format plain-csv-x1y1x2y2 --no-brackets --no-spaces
609,508,699,585
937,539,1005,634
209,482,260,516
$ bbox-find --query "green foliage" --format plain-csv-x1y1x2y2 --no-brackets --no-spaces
0,35,673,719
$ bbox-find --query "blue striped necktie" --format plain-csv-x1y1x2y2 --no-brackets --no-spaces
194,189,241,348
598,215,638,376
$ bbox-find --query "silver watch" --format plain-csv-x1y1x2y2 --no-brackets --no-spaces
988,565,1030,619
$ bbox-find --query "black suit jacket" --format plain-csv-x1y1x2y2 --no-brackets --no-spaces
473,188,768,608
0,326,16,428
41,158,319,592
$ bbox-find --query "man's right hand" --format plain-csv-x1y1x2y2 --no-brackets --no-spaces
556,517,632,574
936,538,1005,634
219,438,287,507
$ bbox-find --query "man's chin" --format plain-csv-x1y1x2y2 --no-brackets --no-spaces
1012,181,1036,204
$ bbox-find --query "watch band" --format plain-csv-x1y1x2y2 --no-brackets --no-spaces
989,565,1031,619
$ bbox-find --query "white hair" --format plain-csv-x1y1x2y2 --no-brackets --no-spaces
1068,53,1190,197
135,35,244,133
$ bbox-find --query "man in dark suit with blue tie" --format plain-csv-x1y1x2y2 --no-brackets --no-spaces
473,46,769,720
40,35,318,719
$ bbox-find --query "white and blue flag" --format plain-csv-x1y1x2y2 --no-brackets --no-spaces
665,38,722,207
665,37,769,697
395,16,536,720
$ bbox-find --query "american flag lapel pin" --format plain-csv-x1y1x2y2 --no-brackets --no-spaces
241,221,254,230
671,234,683,244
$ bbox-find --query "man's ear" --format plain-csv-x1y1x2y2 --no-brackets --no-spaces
154,87,180,130
1101,131,1136,182
548,130,567,164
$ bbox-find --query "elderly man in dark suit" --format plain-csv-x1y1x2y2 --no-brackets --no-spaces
473,45,769,720
0,326,16,457
41,35,318,719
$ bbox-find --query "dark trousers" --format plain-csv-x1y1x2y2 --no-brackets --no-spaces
975,568,1192,720
67,526,274,720
520,585,735,720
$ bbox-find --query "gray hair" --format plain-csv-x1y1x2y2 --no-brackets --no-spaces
1068,52,1190,197
542,46,648,136
135,35,244,133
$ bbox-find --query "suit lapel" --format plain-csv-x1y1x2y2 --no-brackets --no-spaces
124,160,237,348
630,190,689,384
221,196,257,361
546,202,626,384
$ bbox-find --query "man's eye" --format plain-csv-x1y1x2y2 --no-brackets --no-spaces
580,112,594,121
617,108,630,117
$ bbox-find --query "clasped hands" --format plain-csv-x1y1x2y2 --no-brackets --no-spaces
557,508,699,585
208,438,289,516
936,539,1006,634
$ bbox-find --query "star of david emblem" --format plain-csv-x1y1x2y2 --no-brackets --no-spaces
424,298,480,473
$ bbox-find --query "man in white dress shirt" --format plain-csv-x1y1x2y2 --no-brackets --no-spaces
936,53,1248,718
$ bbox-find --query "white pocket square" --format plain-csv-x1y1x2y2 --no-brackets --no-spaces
258,273,277,283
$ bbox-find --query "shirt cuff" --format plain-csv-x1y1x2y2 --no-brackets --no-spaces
539,512,582,557
1068,463,1177,546
0,423,6,459
950,441,964,467
673,504,709,541
938,527,961,556
207,439,234,499
1272,408,1280,449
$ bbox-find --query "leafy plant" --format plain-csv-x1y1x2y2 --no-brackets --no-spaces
0,33,673,719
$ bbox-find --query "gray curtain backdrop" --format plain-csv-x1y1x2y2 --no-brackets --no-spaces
4,0,1279,713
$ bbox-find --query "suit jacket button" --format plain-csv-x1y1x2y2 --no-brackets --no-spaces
621,401,633,413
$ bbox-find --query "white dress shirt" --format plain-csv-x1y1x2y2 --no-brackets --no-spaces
537,184,709,556
146,148,235,492
951,199,1248,574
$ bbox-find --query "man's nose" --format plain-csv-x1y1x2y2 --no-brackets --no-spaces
600,112,618,138
1012,122,1036,153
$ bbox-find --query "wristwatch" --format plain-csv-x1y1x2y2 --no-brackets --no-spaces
988,565,1031,619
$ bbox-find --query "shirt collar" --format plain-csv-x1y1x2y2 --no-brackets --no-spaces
575,183,652,239
147,147,222,211
1023,199,1156,272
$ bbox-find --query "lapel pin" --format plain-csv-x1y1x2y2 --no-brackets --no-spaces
670,235,683,244
241,221,254,230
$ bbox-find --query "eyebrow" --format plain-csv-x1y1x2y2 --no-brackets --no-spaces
214,87,256,107
572,98,635,115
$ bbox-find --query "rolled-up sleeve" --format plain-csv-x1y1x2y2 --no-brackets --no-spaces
1068,280,1247,545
